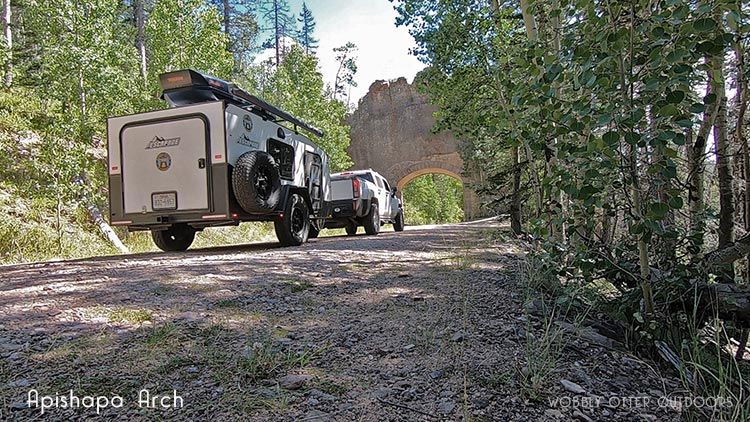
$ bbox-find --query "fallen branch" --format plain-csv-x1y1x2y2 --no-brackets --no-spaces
376,398,437,419
655,340,702,392
699,282,750,323
702,233,750,270
87,204,129,254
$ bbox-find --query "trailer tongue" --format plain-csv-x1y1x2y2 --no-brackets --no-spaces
107,70,332,251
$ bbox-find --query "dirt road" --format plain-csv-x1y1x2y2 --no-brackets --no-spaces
0,220,680,421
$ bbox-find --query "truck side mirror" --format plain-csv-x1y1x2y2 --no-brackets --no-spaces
391,187,397,196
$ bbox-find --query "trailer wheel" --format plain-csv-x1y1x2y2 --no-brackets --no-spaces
363,204,380,235
232,151,282,214
274,194,309,246
152,224,195,252
345,223,358,236
393,211,405,232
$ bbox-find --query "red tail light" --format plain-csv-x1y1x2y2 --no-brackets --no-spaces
352,178,361,198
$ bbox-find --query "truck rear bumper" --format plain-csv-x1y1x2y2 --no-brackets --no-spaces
324,199,367,228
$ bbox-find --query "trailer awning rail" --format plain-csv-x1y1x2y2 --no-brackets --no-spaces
159,69,325,138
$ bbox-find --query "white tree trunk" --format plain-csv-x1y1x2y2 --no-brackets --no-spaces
2,0,11,88
134,0,147,84
87,205,130,254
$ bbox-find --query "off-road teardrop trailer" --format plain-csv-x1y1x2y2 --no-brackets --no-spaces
107,69,332,251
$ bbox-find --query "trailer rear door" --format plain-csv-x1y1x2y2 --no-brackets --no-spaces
120,117,210,214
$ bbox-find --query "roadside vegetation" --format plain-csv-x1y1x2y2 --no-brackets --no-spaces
402,173,464,225
0,0,354,264
396,0,750,418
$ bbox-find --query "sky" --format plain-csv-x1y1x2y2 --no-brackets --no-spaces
258,0,426,105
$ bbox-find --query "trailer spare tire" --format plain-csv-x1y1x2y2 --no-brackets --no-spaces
232,151,282,213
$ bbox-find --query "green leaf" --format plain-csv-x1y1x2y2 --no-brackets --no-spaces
693,18,717,33
603,131,619,145
578,185,599,200
624,132,641,144
689,103,706,114
657,104,679,117
676,118,694,128
668,196,684,209
648,202,670,219
666,90,685,104
629,223,644,235
597,113,612,126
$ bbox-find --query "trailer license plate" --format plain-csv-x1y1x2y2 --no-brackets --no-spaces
152,192,177,210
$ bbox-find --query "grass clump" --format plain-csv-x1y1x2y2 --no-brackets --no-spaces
144,322,178,347
239,341,319,382
285,279,313,293
107,308,152,324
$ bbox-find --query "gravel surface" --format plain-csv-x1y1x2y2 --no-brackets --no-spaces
0,219,684,421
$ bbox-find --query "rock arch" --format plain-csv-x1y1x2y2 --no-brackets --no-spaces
347,78,480,219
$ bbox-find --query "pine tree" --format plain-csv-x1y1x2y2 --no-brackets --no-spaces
260,0,294,66
296,2,318,55
211,0,259,71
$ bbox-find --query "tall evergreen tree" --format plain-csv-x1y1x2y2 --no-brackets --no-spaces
211,0,259,71
260,0,294,66
296,2,317,55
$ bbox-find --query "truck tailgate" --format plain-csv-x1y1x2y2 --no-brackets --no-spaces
331,179,353,201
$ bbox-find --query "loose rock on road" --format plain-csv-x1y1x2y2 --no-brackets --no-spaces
0,219,680,421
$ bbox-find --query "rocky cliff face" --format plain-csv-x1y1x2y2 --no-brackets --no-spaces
346,78,463,186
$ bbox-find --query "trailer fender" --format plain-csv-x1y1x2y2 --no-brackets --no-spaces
277,185,315,216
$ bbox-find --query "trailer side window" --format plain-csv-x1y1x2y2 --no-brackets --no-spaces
267,139,294,180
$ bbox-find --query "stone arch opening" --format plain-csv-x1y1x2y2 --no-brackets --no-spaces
394,163,478,222
346,77,482,221
396,166,465,192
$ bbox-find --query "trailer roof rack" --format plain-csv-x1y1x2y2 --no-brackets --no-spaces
159,69,325,138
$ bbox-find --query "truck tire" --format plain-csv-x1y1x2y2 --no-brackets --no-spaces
152,224,195,251
393,211,405,232
308,224,320,239
345,223,358,236
232,151,281,214
363,203,380,235
274,193,309,246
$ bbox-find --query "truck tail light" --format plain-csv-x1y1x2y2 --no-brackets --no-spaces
352,178,361,198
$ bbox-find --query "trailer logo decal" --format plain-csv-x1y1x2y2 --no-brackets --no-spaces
146,136,181,149
242,114,253,132
238,134,259,149
155,153,172,171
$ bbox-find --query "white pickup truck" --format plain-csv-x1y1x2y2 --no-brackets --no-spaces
324,169,404,235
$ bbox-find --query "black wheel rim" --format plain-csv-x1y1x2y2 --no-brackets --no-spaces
255,165,272,200
291,206,305,234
